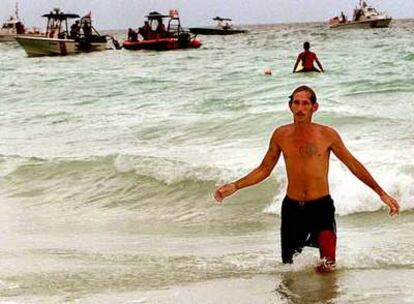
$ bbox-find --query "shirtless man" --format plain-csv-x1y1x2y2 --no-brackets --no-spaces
213,85,400,272
293,42,324,73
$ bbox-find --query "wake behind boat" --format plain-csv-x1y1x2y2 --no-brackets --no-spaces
123,10,201,51
189,17,248,35
15,9,119,57
329,0,391,29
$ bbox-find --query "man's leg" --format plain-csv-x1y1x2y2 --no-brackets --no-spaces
281,233,303,264
281,197,304,264
317,230,336,272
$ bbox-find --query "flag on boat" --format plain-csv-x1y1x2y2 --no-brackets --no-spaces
169,9,179,17
82,11,92,19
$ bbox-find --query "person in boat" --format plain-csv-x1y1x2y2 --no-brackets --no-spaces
70,21,80,39
128,28,138,41
354,7,362,21
293,41,324,73
156,19,166,38
16,22,25,34
223,21,231,30
82,20,92,38
138,21,151,40
213,85,400,273
49,23,59,38
340,11,347,23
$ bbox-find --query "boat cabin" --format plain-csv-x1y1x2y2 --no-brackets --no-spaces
135,10,187,40
352,1,384,22
1,16,25,34
212,16,233,30
1,3,25,36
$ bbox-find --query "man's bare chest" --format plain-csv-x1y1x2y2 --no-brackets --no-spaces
279,138,329,159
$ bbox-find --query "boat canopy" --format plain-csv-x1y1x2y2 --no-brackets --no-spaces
146,11,171,19
42,11,80,20
213,16,232,21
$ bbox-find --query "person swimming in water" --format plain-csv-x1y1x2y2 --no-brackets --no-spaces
293,42,325,73
213,85,400,272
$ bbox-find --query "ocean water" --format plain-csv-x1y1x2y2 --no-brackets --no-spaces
0,20,414,303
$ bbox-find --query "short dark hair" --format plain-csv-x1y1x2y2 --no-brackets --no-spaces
289,85,317,104
303,41,310,50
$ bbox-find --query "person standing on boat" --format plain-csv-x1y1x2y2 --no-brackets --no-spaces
81,14,93,38
156,19,166,38
293,42,324,73
16,21,25,34
70,20,80,39
340,11,347,23
138,21,151,40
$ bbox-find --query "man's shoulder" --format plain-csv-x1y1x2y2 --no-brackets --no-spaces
313,122,330,129
272,124,293,138
313,123,340,138
275,123,294,132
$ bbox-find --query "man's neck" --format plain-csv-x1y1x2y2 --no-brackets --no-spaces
293,120,313,133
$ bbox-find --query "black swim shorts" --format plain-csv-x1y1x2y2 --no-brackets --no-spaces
281,195,336,263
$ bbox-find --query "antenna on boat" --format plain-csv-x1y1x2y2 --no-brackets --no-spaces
15,1,20,20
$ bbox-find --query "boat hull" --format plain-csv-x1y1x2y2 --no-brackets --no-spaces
123,37,202,51
15,36,108,57
329,18,392,29
0,33,18,42
189,27,248,35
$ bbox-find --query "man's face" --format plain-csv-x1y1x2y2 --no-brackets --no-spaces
289,91,318,122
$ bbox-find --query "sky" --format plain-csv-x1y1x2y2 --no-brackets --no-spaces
1,0,413,30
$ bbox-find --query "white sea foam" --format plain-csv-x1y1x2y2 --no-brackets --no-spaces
263,158,414,216
113,153,224,185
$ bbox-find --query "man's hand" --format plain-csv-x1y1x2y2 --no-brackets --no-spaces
380,193,400,216
213,183,237,204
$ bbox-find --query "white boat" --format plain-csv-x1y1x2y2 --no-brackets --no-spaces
0,3,25,42
329,0,391,29
15,9,118,57
189,17,248,35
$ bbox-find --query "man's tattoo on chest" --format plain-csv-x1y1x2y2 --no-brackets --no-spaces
299,143,318,157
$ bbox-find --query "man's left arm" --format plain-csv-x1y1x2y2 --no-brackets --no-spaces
315,55,324,72
330,129,400,216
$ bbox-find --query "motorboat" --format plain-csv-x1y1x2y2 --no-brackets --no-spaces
15,9,120,57
189,17,248,35
0,17,24,42
329,0,391,29
0,3,27,42
123,10,202,51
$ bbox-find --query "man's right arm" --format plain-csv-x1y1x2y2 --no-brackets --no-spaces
213,129,282,203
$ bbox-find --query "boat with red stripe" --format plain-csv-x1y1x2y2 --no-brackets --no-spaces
123,10,202,51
